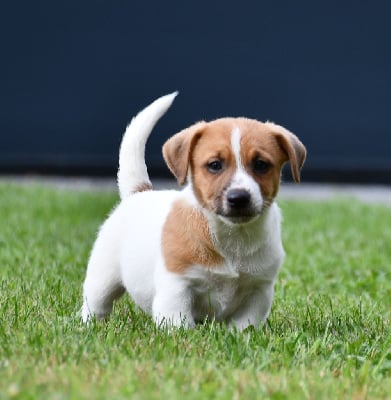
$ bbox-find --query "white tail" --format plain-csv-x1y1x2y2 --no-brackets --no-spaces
117,92,178,199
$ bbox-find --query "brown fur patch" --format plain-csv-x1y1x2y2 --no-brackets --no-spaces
266,122,307,183
238,119,289,200
132,182,153,193
162,200,223,273
190,120,237,212
162,121,207,185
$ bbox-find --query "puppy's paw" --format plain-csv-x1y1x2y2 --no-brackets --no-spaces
228,319,262,332
81,300,110,323
81,301,92,323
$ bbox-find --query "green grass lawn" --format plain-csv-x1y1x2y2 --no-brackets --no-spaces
1,182,390,399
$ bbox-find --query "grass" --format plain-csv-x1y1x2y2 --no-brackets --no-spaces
0,182,390,399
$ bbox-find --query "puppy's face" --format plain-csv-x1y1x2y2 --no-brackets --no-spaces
163,118,306,224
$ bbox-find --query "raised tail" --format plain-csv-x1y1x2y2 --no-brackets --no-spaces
117,92,178,200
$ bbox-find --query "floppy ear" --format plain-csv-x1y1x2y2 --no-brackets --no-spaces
162,121,207,185
266,122,307,183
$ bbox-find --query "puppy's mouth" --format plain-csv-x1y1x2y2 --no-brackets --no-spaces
220,213,258,225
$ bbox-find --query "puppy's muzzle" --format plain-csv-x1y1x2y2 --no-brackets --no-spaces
220,188,261,224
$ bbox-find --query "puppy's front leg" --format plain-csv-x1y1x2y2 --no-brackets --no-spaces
152,270,195,329
228,282,275,331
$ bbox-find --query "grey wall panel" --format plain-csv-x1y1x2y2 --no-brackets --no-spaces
1,1,390,182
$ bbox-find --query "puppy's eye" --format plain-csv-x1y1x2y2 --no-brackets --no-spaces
253,159,270,174
207,160,223,173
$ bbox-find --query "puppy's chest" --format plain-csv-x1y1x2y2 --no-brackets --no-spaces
185,258,268,321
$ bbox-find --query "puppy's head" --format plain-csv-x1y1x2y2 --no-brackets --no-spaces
163,118,306,224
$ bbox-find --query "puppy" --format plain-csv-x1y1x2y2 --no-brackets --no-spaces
81,92,306,330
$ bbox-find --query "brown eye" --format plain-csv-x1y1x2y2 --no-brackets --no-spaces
207,160,223,173
253,159,270,174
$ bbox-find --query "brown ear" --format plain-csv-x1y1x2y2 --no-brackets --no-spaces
162,121,207,185
266,122,307,183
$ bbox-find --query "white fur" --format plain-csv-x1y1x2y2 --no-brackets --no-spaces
231,126,242,166
81,93,285,330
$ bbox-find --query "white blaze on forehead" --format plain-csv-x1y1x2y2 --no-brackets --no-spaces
230,125,249,187
230,126,243,168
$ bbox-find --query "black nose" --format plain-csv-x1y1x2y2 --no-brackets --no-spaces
226,189,251,208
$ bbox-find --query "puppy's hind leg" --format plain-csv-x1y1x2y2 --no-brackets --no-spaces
81,232,125,322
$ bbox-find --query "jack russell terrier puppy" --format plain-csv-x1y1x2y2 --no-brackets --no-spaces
81,92,306,330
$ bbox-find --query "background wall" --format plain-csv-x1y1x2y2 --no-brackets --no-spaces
1,1,390,182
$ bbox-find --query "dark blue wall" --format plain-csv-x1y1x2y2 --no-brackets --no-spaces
1,1,390,182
